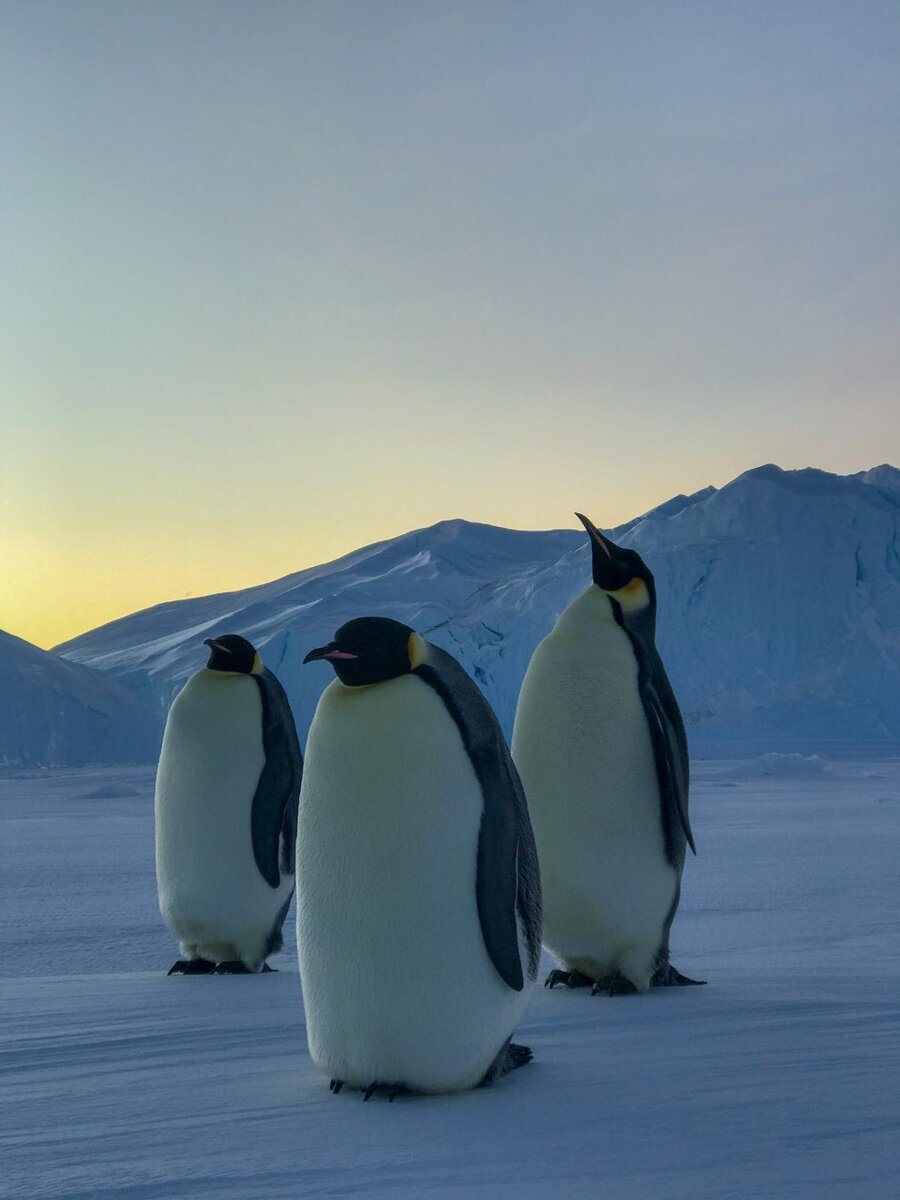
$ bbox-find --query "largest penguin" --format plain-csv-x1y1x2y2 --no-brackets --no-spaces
155,634,303,975
511,514,702,996
297,617,542,1098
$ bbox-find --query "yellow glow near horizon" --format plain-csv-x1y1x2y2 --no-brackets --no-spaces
4,445,892,652
3,5,898,650
3,520,368,650
3,499,633,651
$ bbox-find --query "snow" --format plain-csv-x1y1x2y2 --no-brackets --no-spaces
0,630,162,768
3,755,898,1199
52,463,900,761
729,752,830,779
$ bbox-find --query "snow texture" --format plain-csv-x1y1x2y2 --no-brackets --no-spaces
2,756,898,1198
0,629,162,768
53,464,900,761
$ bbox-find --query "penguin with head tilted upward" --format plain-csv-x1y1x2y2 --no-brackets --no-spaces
155,634,303,975
511,514,702,996
297,617,541,1098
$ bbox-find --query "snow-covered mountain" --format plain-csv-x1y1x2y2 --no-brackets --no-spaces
0,629,162,767
55,463,900,755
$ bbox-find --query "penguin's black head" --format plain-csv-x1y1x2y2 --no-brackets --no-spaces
576,512,656,613
303,617,419,687
204,634,259,674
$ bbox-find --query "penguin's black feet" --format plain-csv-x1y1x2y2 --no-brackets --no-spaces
591,973,639,997
652,963,706,988
212,960,252,975
480,1040,533,1085
329,1079,344,1094
544,968,594,990
361,1081,410,1103
505,1043,533,1073
167,958,215,976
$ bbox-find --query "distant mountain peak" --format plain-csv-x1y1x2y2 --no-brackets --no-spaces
854,464,900,492
43,462,900,760
626,485,718,527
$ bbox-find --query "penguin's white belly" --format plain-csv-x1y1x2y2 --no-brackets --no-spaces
512,610,677,988
155,671,292,962
296,675,531,1093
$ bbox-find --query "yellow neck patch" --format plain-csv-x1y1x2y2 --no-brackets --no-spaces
407,632,428,669
608,576,649,614
251,652,263,675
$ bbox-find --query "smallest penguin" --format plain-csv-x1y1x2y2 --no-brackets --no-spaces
155,634,303,975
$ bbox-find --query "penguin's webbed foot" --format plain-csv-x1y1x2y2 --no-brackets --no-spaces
591,973,639,996
652,963,706,988
212,960,252,975
544,968,593,990
329,1079,344,1094
479,1041,533,1086
167,958,215,976
361,1081,410,1103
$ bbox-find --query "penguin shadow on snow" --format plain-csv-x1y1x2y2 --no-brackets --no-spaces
155,634,303,979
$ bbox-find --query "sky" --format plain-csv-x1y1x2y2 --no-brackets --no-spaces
1,1,898,649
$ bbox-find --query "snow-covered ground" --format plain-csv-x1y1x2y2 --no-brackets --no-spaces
2,754,898,1199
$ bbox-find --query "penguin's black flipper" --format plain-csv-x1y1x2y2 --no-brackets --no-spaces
613,600,694,867
639,650,695,863
414,647,542,993
251,668,304,888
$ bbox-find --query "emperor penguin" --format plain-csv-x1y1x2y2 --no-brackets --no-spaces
511,514,702,996
155,634,303,975
297,617,542,1099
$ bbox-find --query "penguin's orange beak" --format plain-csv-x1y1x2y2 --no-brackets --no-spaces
203,639,231,654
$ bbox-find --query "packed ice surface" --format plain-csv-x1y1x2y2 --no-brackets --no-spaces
2,755,898,1199
53,464,900,760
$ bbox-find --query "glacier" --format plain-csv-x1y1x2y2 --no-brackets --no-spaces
48,462,900,762
0,629,162,768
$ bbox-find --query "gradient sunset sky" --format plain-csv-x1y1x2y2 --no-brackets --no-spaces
2,1,898,649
